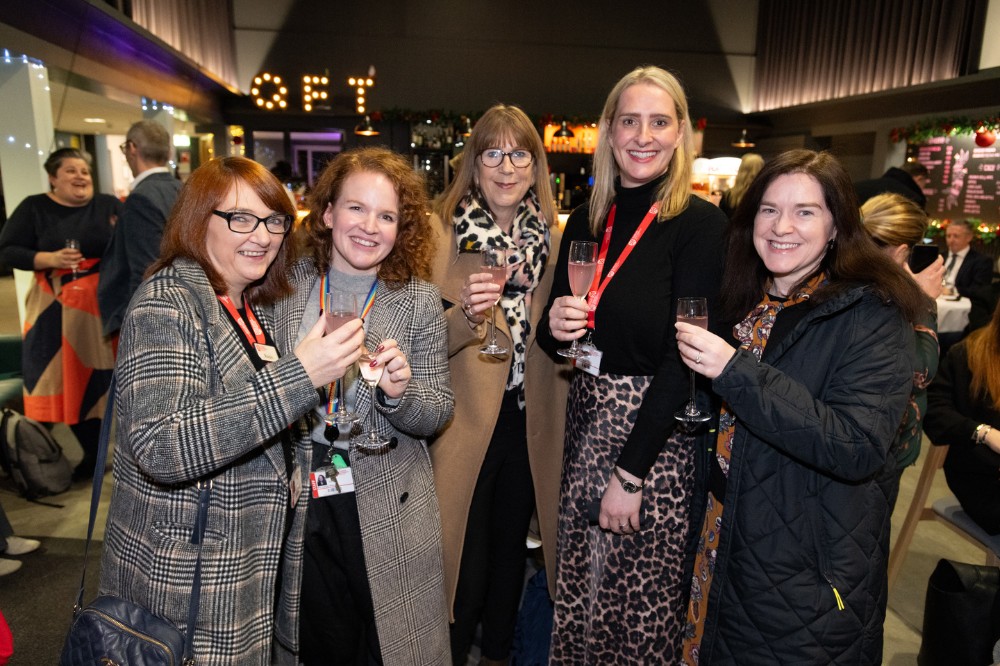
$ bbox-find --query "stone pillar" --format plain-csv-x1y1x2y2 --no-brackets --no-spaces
0,52,55,330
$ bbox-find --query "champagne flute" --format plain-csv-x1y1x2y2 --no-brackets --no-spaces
674,297,711,423
324,290,360,425
64,238,80,281
352,342,392,451
479,247,509,356
557,240,598,359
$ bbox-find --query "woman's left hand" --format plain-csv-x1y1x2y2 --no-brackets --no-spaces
600,468,643,534
676,322,736,380
372,339,411,399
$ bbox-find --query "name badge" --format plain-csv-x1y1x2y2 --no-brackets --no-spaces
575,343,602,377
311,466,355,498
255,343,279,362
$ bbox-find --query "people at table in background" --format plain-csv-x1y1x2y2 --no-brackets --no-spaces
0,148,119,481
861,193,941,489
925,297,1000,535
428,103,567,666
677,150,925,664
718,152,764,219
942,218,993,298
537,65,727,663
100,157,363,664
286,147,454,666
854,160,930,208
98,120,182,337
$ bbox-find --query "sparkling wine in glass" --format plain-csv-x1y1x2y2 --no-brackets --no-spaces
557,240,598,359
352,346,392,451
65,238,81,280
479,247,509,356
675,297,711,423
324,291,360,425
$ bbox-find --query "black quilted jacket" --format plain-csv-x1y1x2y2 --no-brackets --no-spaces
698,285,913,665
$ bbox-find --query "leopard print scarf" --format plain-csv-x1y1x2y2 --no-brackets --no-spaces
453,187,550,406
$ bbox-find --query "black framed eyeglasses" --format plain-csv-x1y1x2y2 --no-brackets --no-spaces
212,210,293,235
479,148,533,168
119,140,132,155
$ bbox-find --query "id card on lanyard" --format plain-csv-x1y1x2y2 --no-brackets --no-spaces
576,201,659,376
217,295,278,362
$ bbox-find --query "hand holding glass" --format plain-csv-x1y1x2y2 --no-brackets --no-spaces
324,290,360,425
557,241,598,359
64,238,81,280
675,297,711,423
479,247,508,356
352,343,392,452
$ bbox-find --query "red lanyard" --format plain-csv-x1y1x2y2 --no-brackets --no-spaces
217,295,266,347
586,202,659,329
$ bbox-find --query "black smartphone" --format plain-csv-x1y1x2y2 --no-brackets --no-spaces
909,243,939,274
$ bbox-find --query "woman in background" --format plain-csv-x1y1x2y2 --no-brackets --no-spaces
925,297,1000,535
719,152,764,219
677,149,925,663
429,103,566,666
0,148,119,480
861,192,942,478
287,146,454,665
538,65,727,663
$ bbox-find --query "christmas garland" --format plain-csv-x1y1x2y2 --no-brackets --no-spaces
890,114,1000,144
927,218,998,244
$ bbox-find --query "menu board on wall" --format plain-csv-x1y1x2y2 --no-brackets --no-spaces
908,134,999,224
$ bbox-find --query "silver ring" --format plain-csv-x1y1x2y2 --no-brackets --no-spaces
695,353,703,364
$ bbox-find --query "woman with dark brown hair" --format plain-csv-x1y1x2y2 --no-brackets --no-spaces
99,156,363,664
282,146,454,665
925,297,1000,535
0,147,120,480
676,149,925,664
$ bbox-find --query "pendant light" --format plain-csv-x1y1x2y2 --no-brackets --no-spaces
354,115,379,137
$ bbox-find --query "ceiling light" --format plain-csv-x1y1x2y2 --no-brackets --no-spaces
731,128,756,148
83,117,106,124
355,115,379,137
553,120,574,138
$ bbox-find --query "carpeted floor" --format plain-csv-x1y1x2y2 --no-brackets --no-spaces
0,537,101,665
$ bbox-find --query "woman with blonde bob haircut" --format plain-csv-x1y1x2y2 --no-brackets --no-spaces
538,66,727,663
719,152,764,218
430,103,566,665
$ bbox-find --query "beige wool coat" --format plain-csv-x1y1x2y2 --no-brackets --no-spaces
428,213,571,611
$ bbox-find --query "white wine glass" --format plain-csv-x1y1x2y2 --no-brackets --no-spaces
64,238,81,281
351,341,392,452
324,290,360,425
479,247,509,356
557,240,598,359
674,297,711,423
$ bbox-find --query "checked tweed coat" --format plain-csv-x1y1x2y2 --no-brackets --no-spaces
275,259,455,666
99,258,319,665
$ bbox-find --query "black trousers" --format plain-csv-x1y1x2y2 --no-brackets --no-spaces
299,445,383,665
450,389,535,664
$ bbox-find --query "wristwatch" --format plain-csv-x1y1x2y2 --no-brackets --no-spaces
613,467,643,494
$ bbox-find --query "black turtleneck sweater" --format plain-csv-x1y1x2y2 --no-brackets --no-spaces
537,178,727,478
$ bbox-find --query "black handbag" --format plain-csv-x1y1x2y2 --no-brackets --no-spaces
61,278,214,666
918,558,1000,666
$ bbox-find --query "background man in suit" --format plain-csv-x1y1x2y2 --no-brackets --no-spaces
942,219,993,298
98,120,182,336
855,161,930,209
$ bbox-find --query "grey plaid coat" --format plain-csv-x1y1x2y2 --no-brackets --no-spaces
275,259,455,666
99,258,319,665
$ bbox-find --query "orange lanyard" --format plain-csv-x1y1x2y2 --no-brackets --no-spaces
217,295,266,347
586,202,659,329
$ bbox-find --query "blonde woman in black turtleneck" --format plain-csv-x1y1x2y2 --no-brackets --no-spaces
536,65,727,664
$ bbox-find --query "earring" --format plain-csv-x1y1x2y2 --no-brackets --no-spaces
826,238,836,251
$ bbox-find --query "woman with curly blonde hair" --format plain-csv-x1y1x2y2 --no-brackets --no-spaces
280,146,455,665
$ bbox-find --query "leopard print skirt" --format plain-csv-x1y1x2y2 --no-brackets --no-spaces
549,372,694,665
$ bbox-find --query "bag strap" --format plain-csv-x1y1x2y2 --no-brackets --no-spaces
73,272,215,662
